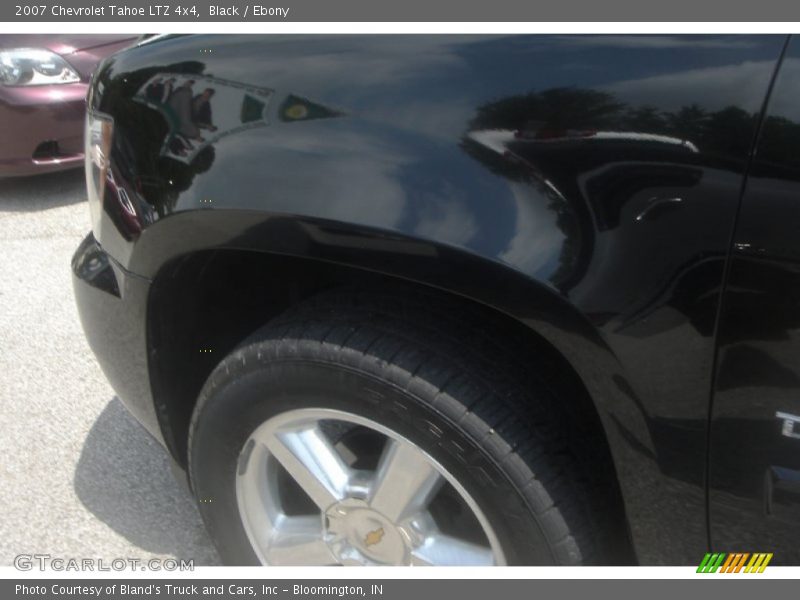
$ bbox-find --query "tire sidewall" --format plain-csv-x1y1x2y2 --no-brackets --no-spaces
190,357,556,566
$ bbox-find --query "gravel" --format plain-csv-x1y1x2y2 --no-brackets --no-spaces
0,169,220,566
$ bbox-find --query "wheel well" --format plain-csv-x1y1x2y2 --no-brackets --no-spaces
146,248,633,560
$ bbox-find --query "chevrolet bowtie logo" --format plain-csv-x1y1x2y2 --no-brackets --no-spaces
364,528,385,547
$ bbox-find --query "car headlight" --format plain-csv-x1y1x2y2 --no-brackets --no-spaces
85,110,114,234
0,48,81,86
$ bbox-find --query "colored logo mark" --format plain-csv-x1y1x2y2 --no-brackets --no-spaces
697,553,773,573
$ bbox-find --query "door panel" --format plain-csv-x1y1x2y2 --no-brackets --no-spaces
711,36,800,563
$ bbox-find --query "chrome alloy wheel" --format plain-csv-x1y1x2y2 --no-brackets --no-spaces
235,408,506,566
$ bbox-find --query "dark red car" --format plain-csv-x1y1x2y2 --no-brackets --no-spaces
0,35,135,176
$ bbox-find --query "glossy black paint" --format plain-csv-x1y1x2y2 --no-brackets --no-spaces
74,34,800,564
710,36,800,563
71,234,158,438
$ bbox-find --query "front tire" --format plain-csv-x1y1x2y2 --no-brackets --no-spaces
188,289,625,565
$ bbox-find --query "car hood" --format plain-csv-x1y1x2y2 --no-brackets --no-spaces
0,35,137,55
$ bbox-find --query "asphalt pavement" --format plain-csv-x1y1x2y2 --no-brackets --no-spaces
0,169,220,566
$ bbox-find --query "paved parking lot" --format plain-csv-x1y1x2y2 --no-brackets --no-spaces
0,170,219,566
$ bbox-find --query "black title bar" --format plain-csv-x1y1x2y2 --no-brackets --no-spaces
2,0,800,22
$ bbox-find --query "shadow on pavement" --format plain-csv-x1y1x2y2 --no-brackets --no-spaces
0,169,86,212
74,397,220,564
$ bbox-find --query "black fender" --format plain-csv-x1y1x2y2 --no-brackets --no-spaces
86,34,790,563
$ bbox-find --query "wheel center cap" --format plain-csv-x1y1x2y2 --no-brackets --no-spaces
323,499,408,565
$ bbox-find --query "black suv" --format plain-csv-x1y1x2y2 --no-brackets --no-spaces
73,34,800,565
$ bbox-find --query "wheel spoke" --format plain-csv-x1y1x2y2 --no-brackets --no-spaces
265,515,336,565
369,439,443,521
236,448,282,535
411,534,496,566
261,424,351,510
